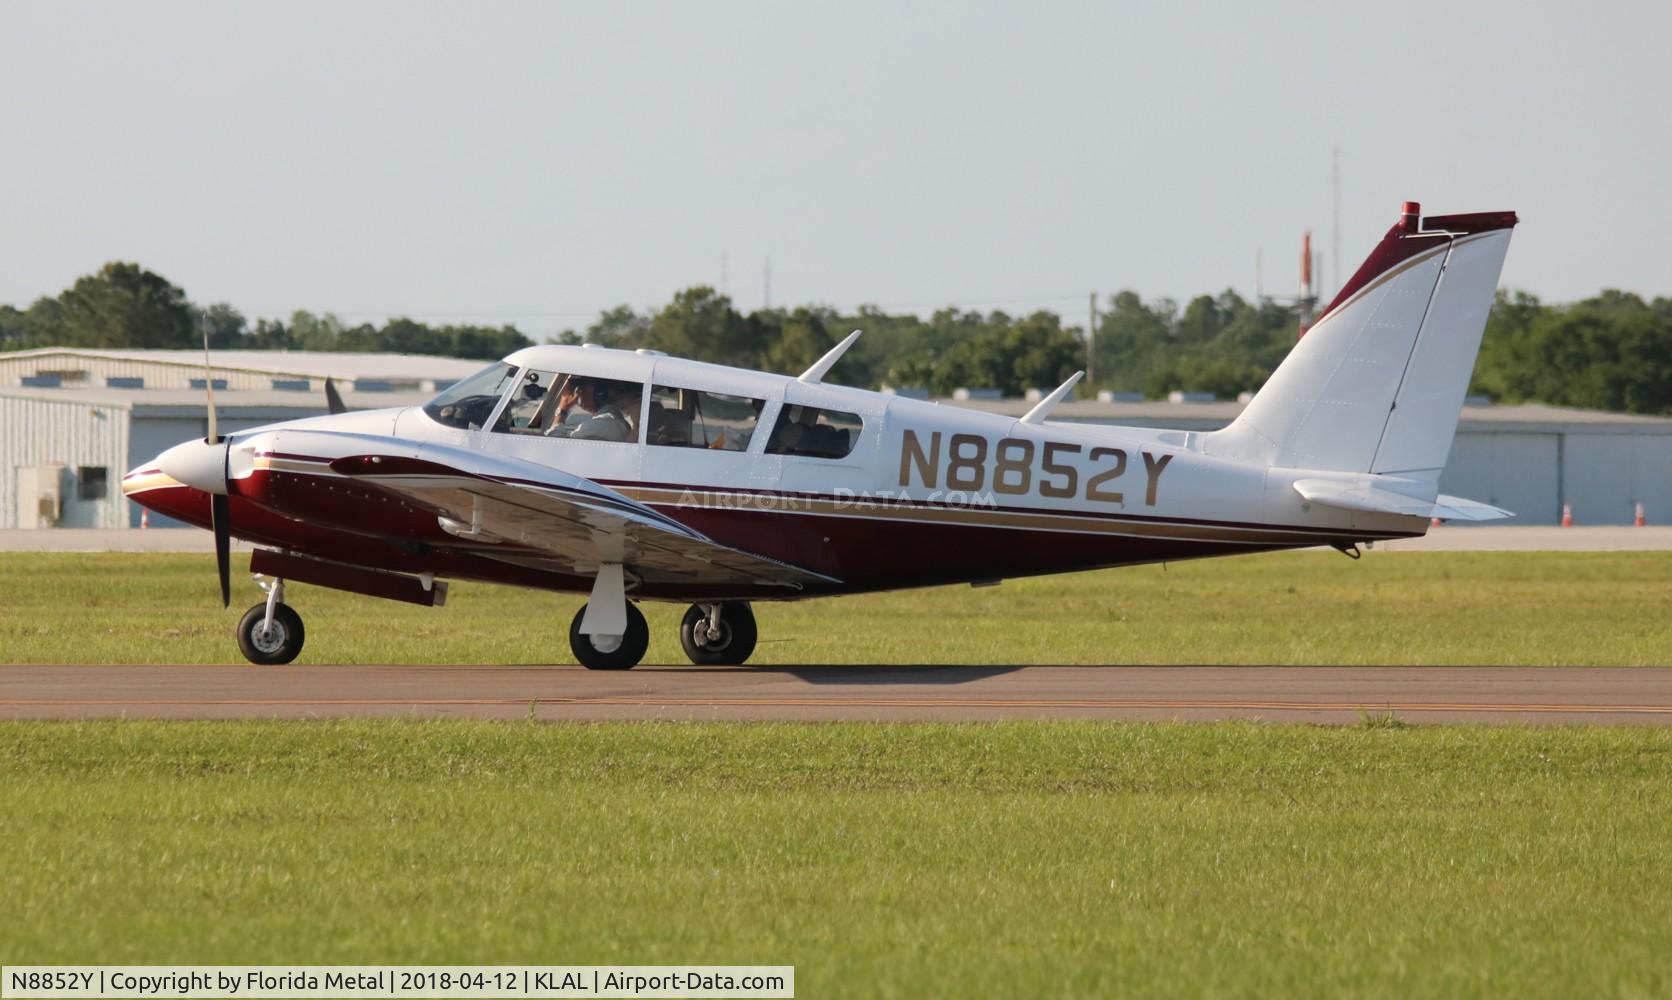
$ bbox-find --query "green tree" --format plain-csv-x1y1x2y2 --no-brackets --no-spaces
581,305,649,348
759,307,836,376
444,324,532,360
53,262,195,348
196,303,247,349
645,287,755,366
0,305,31,350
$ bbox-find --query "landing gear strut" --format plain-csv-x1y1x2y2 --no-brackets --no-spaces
679,602,757,666
236,576,305,665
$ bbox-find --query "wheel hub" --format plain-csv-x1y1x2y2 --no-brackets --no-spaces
694,614,730,649
251,622,288,654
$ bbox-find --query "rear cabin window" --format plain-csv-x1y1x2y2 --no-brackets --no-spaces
765,405,862,459
647,386,764,452
493,370,645,443
422,362,516,430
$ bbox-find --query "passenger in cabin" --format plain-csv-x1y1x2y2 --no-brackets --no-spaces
547,377,639,442
768,405,821,453
765,404,857,458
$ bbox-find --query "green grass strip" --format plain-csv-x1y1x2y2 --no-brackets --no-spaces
2,720,1671,997
1,550,1667,665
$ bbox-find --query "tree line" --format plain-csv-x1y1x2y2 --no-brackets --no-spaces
5,261,1672,415
0,262,531,361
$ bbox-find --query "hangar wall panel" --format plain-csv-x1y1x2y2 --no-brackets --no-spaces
0,396,129,528
1436,432,1558,525
1563,435,1633,525
1435,434,1492,513
127,416,207,527
1635,437,1672,526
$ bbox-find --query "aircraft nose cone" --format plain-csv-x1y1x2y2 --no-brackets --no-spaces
156,438,229,494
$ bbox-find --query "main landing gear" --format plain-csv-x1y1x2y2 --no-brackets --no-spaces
678,602,757,666
566,564,758,671
236,576,305,665
227,565,760,670
568,601,650,670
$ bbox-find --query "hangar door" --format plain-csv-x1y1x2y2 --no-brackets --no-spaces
1438,432,1558,525
1563,434,1652,525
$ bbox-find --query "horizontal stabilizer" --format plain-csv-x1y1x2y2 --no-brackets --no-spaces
1293,479,1512,522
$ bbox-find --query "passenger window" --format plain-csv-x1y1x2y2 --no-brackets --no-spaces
765,405,862,459
647,386,764,451
492,370,644,443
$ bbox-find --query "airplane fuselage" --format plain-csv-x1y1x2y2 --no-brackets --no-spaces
126,344,1422,602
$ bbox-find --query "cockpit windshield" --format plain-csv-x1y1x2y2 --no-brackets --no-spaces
492,369,645,442
421,362,516,430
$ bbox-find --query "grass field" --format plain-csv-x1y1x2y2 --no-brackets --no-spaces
1,720,1669,997
0,550,1668,665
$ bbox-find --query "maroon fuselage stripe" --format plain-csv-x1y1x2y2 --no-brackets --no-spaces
128,465,1414,602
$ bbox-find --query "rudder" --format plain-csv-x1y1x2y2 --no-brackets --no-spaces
1206,202,1517,476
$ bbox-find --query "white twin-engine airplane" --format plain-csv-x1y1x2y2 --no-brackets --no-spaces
125,201,1516,668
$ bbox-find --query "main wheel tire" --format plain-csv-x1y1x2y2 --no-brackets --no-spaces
569,601,649,670
679,602,757,666
236,602,306,665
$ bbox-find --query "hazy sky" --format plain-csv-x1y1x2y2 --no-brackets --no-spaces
2,1,1667,336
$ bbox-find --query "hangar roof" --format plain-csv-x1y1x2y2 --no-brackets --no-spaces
0,348,486,381
0,385,432,416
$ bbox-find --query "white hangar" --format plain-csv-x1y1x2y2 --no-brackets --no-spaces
0,349,477,529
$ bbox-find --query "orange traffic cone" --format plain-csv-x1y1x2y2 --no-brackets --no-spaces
1560,504,1573,528
140,509,149,530
1635,502,1646,527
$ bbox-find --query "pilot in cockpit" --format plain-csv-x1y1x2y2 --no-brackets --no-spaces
547,376,637,442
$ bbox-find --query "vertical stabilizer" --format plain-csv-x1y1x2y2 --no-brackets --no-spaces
1206,202,1516,476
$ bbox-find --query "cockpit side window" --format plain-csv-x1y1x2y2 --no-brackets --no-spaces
422,362,516,430
647,385,764,451
765,405,862,459
492,369,644,443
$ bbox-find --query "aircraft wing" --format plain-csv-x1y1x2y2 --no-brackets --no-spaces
241,430,838,589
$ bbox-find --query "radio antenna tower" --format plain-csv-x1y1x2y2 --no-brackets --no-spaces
1331,146,1342,299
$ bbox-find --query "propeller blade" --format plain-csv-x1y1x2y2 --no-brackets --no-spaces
200,314,220,443
211,492,231,608
324,377,347,415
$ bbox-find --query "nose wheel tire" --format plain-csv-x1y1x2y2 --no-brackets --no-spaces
235,602,306,665
569,601,649,670
679,602,757,666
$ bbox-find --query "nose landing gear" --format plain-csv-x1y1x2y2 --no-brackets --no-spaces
236,576,305,665
679,602,757,666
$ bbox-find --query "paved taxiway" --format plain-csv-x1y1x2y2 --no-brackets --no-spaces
4,664,1672,725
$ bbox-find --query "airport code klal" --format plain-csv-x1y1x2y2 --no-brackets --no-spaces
2,967,796,998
